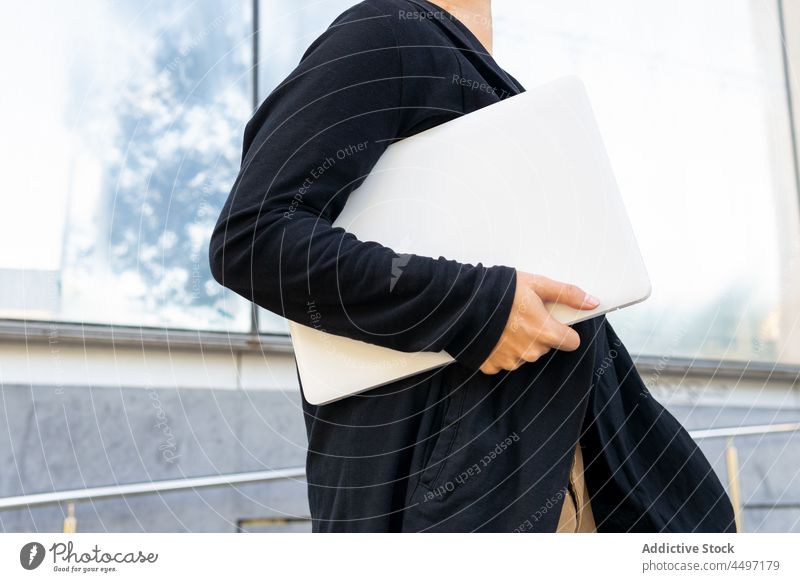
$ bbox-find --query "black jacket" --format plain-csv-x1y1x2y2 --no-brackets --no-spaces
209,0,736,532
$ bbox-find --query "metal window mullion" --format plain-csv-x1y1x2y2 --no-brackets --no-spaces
249,0,262,336
778,0,800,219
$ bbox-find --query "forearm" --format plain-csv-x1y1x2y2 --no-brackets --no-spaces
210,203,516,369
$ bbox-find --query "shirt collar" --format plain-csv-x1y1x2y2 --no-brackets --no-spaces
403,0,523,95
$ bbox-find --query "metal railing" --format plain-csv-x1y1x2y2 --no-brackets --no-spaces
690,422,800,440
690,422,800,533
0,423,798,532
0,467,306,511
0,467,309,531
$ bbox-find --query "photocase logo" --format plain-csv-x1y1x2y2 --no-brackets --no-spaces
20,542,46,570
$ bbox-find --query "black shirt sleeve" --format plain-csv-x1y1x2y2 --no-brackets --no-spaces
208,4,516,371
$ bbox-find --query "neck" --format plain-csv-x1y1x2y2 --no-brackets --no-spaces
427,0,493,55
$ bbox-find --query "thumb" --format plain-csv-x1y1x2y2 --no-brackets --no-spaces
529,274,599,310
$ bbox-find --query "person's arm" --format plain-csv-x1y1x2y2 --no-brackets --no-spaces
208,6,516,371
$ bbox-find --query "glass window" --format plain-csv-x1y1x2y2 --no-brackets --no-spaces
492,0,800,364
256,0,355,334
6,0,797,365
0,0,254,331
256,0,800,362
257,0,356,95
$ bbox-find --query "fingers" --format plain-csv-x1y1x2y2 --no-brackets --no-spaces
517,290,582,352
480,334,536,374
516,319,579,362
539,318,581,352
478,272,593,375
528,274,600,311
480,356,528,375
479,361,500,375
519,343,551,363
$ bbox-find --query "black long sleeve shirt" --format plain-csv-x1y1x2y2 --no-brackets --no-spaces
209,0,516,371
210,0,736,532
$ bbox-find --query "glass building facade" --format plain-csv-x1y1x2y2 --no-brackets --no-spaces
2,0,799,365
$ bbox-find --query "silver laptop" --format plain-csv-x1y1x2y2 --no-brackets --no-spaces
289,76,651,405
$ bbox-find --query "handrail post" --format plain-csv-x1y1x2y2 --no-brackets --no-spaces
725,436,744,533
63,502,77,533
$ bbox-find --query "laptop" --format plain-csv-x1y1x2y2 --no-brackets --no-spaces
289,76,651,405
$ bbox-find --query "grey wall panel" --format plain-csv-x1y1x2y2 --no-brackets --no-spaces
1,385,799,532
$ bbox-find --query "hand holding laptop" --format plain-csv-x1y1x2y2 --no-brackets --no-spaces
479,272,601,374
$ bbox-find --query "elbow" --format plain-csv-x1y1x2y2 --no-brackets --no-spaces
206,215,281,311
207,229,229,289
208,216,249,292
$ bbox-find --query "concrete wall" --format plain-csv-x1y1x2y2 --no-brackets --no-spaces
1,353,798,533
0,384,309,533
